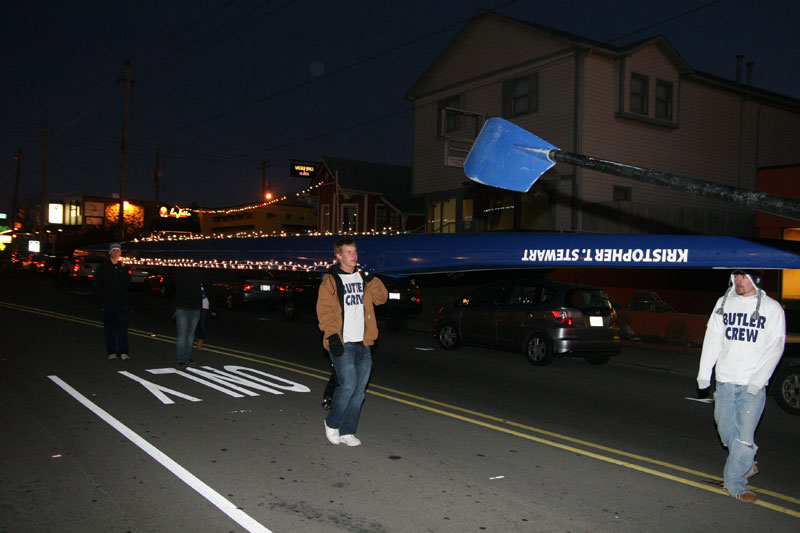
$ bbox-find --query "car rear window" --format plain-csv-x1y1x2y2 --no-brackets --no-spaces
566,289,612,311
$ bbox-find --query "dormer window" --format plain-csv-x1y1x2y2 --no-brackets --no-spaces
630,73,649,115
655,80,674,120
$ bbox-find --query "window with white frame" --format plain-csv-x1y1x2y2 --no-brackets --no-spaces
341,204,358,232
321,204,330,233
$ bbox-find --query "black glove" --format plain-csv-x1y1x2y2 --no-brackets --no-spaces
327,334,344,357
697,387,711,399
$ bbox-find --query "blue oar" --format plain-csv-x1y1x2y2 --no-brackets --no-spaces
464,117,800,220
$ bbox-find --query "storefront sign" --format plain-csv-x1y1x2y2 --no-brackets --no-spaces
160,206,192,218
290,161,316,178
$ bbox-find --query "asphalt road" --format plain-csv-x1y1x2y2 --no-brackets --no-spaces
1,270,798,532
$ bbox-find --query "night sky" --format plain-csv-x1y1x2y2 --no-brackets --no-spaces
2,0,798,213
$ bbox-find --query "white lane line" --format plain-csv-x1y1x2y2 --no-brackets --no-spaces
48,375,272,533
685,397,714,404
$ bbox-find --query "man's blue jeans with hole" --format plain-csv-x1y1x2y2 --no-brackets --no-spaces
714,381,764,496
326,342,371,436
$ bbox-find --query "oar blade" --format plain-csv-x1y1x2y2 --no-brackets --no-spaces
463,118,559,192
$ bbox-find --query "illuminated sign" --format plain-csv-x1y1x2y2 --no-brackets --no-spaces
28,240,40,253
290,161,317,178
49,203,64,224
0,235,11,244
160,206,192,218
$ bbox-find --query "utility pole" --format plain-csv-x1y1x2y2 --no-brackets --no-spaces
261,159,270,201
150,147,161,204
11,150,23,248
40,121,48,250
118,60,133,241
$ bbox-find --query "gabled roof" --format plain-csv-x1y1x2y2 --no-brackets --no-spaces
406,8,800,109
320,156,424,213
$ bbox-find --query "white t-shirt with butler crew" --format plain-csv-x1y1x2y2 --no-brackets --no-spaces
338,271,365,343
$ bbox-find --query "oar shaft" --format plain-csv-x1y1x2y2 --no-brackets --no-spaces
552,150,800,220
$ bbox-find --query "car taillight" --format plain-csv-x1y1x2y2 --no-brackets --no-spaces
242,282,255,291
551,310,573,326
413,287,421,303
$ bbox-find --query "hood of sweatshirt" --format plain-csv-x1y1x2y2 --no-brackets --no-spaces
716,272,763,320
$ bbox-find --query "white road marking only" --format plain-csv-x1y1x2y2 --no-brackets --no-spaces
685,397,714,404
48,375,272,533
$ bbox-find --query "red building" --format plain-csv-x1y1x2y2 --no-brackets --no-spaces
308,157,425,233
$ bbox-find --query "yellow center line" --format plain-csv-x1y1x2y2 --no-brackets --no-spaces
3,300,798,516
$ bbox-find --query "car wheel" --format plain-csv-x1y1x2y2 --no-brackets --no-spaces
773,364,800,415
585,353,612,365
436,323,460,349
525,335,554,366
225,292,235,310
283,298,298,321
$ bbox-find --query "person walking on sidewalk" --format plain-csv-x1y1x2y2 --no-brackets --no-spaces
317,237,387,446
92,243,131,360
697,269,785,503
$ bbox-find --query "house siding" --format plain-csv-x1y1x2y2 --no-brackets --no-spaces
408,11,800,236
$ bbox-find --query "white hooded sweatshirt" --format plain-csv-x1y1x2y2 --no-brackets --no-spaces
697,273,786,395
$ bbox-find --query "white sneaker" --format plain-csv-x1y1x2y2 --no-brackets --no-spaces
120,354,130,360
339,434,361,447
324,420,340,445
107,354,117,360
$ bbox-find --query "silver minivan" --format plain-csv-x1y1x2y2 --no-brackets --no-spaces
433,279,621,365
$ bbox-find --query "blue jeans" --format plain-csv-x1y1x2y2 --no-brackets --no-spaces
714,381,765,496
102,302,129,356
175,308,201,363
326,343,372,436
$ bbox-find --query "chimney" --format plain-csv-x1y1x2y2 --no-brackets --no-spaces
736,54,744,85
746,61,753,88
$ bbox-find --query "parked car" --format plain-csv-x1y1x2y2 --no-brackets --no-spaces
433,279,621,365
211,268,281,310
145,267,281,310
70,255,105,281
41,255,71,278
128,265,153,287
772,342,800,415
144,267,174,297
277,270,422,331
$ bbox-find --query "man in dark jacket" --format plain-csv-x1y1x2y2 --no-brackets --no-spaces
92,243,131,360
174,267,211,367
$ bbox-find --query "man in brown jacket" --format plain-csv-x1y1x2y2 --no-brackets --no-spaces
317,238,388,446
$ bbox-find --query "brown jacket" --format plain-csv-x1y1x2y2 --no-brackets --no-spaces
317,267,388,350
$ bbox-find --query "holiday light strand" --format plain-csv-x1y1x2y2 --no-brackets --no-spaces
177,179,328,215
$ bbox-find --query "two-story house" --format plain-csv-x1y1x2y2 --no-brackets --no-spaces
406,9,800,236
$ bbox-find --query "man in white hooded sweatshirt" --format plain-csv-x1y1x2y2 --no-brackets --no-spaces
697,270,785,503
